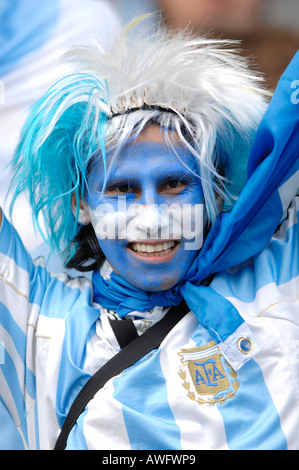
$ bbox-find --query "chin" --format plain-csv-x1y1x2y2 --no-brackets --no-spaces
124,272,183,293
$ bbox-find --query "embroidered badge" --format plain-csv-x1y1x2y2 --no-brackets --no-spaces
178,341,239,405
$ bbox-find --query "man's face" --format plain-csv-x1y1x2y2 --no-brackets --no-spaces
85,126,206,292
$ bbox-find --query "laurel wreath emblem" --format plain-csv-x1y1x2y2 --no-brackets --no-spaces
178,360,240,406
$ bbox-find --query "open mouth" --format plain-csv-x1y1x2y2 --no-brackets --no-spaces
128,240,179,258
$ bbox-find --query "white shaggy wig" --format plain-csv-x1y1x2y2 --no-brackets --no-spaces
10,15,270,256
67,15,269,216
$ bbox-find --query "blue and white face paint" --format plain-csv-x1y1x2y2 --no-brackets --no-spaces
85,127,208,292
88,198,205,250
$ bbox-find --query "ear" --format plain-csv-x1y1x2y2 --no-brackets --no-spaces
72,194,91,226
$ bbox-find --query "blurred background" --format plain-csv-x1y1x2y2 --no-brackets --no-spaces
112,0,299,91
0,0,298,451
264,0,298,31
112,0,299,33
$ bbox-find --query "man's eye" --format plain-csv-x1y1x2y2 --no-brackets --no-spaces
115,184,131,193
105,183,138,195
160,179,186,193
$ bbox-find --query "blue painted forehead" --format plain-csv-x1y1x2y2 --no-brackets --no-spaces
112,140,200,173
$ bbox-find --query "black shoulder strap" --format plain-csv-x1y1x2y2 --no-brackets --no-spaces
54,301,189,450
108,317,139,349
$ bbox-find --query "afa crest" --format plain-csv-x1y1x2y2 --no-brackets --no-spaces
178,341,239,405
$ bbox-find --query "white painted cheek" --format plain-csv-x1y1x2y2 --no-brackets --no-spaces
87,202,207,248
87,204,161,241
181,204,206,250
87,204,126,240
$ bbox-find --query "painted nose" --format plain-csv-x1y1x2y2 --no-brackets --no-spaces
139,187,156,206
125,204,161,241
139,185,165,206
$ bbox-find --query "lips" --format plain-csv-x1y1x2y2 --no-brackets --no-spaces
129,240,178,257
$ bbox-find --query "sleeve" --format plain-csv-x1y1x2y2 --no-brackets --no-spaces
0,211,50,439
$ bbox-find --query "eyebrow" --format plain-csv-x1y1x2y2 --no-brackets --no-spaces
103,178,136,191
105,177,136,185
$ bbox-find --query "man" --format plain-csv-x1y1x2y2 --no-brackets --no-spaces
0,18,298,449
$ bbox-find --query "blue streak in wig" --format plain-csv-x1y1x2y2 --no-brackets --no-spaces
9,73,108,258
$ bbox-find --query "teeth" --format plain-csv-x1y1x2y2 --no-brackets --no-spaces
131,241,176,255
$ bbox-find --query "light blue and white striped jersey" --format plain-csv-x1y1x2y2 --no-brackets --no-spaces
0,35,298,451
0,0,120,449
0,194,298,450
